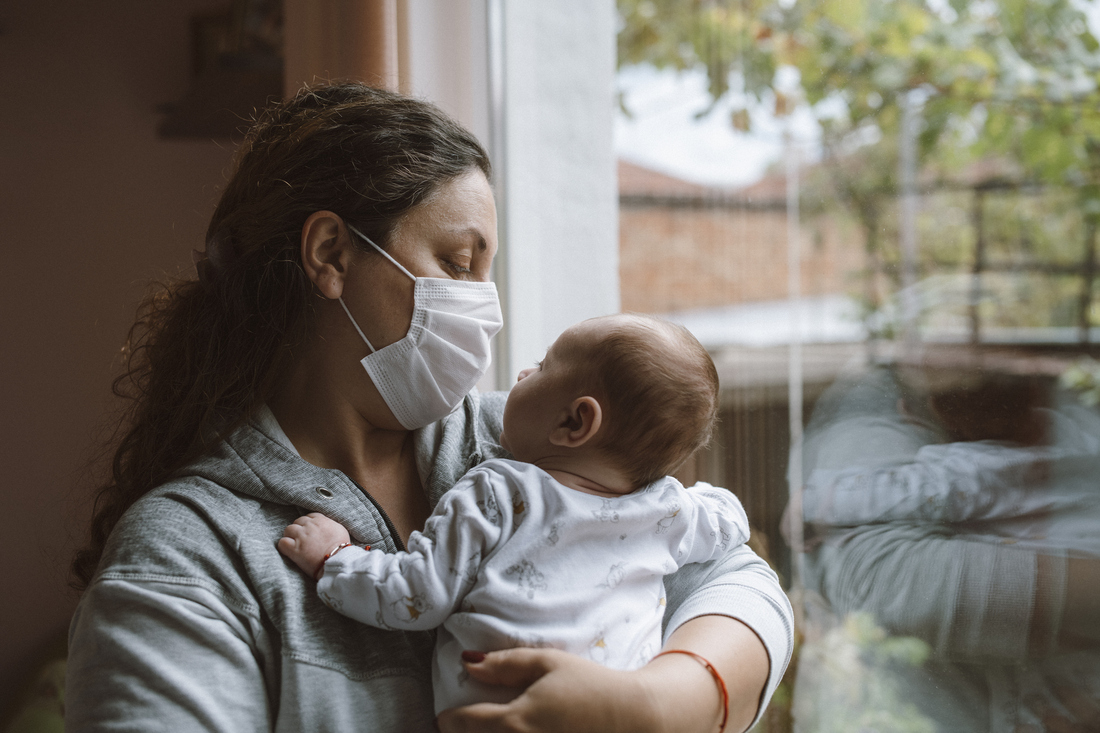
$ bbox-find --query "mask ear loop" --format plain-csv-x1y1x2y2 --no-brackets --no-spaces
346,224,416,281
338,297,377,353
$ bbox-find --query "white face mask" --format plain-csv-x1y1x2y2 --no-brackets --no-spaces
339,225,503,430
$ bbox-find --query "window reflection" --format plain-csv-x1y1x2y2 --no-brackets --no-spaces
617,0,1100,729
794,357,1100,731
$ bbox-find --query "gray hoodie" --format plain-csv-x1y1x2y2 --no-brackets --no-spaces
67,391,793,732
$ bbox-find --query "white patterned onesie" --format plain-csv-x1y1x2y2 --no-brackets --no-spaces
316,457,750,714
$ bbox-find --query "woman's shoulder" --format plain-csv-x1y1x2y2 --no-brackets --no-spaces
95,474,268,591
100,424,282,566
418,390,511,505
464,388,508,451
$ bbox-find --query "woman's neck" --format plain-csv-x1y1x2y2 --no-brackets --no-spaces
267,348,411,482
268,355,432,544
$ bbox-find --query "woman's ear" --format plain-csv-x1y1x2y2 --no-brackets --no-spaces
301,211,352,300
549,396,603,448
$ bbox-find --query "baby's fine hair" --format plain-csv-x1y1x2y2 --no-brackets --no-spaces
572,313,720,487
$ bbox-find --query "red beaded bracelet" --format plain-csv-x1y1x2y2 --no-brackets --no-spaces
653,650,729,732
314,542,367,581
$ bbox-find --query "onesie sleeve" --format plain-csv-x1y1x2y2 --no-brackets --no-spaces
805,441,1088,527
675,482,751,566
317,467,506,630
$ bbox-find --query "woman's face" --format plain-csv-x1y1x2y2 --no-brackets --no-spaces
340,168,499,353
383,167,499,283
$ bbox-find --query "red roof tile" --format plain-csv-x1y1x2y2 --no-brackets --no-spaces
617,159,713,197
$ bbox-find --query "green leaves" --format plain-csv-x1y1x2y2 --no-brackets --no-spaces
618,0,1100,188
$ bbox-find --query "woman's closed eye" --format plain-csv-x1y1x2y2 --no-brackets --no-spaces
442,258,473,277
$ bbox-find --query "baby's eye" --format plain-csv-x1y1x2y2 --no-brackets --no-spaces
535,360,543,370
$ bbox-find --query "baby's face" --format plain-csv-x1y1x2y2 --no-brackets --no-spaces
499,323,600,462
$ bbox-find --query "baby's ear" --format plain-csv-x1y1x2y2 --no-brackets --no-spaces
549,396,603,448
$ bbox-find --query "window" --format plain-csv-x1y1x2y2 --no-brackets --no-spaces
617,1,1100,729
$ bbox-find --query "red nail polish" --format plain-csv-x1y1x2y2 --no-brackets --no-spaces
461,650,486,663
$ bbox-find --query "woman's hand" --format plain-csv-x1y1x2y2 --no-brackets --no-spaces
437,616,769,733
436,648,668,733
277,512,352,579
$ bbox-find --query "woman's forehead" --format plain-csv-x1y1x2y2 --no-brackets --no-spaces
395,169,497,248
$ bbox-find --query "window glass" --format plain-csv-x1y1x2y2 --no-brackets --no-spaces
617,2,1100,730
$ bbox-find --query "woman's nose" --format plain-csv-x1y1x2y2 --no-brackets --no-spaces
517,367,536,382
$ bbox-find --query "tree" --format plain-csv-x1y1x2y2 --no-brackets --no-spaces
619,0,1100,335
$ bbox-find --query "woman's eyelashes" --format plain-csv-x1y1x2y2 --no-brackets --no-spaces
440,256,473,277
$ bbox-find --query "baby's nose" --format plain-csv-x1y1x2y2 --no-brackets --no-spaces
517,367,536,382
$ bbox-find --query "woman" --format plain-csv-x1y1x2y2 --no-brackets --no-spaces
66,83,792,733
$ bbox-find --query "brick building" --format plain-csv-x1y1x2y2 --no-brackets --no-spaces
617,158,864,316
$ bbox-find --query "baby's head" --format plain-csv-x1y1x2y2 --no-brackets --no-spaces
500,313,719,490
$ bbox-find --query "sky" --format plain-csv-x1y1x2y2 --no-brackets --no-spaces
614,64,821,189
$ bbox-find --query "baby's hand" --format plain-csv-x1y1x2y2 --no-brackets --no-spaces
278,513,352,580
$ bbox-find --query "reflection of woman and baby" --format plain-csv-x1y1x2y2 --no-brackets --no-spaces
792,361,1100,731
65,83,793,732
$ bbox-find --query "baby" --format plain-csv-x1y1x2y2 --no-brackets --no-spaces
278,313,750,713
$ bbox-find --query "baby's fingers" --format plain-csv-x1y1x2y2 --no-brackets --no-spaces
289,512,326,528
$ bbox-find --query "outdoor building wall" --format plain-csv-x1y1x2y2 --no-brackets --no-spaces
619,198,864,315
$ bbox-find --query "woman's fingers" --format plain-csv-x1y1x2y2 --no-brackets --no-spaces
461,648,563,688
438,650,659,733
436,649,562,732
436,703,523,733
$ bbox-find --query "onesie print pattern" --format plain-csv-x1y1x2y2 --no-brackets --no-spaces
392,593,434,623
511,490,526,529
449,553,480,586
655,502,681,534
588,629,611,664
505,559,547,599
598,562,626,589
477,491,501,525
593,500,620,523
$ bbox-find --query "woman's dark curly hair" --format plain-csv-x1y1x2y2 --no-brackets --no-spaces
71,83,491,589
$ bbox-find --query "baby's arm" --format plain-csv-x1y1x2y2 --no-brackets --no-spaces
278,513,353,579
280,467,507,630
677,482,751,566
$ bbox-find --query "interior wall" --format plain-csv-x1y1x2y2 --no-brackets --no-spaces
402,0,490,146
497,0,620,379
0,0,234,712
